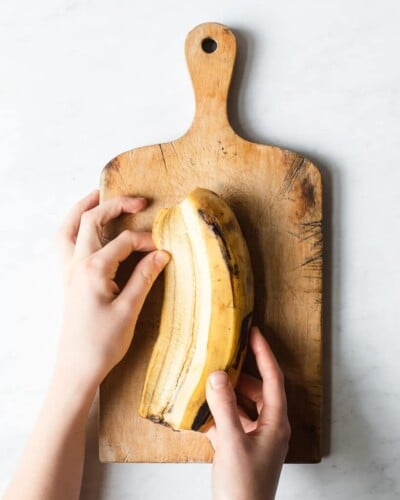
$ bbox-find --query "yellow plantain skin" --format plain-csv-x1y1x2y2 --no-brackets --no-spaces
139,187,254,431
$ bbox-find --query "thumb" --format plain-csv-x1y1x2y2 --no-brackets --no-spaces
206,371,244,442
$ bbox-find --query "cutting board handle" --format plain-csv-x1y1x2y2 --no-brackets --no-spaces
185,23,237,135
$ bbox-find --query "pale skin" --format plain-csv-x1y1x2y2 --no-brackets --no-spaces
3,190,290,500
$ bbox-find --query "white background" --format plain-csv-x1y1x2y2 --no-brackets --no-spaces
1,1,400,499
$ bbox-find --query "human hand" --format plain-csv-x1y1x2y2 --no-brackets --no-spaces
205,327,291,500
55,189,170,389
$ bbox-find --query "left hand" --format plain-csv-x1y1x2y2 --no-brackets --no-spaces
55,189,170,388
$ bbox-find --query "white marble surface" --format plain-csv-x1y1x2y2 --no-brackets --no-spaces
1,0,400,499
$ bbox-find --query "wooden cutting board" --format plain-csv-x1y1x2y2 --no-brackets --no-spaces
99,22,323,463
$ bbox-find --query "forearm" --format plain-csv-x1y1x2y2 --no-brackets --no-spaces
4,365,98,500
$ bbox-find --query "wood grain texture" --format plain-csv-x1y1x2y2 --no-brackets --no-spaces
99,22,323,463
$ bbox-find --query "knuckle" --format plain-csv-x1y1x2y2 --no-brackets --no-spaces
80,210,95,225
220,399,237,414
120,229,132,238
270,369,284,388
217,389,237,407
140,267,154,286
85,255,107,272
116,195,130,204
115,299,133,318
276,419,291,444
120,229,136,243
106,196,127,211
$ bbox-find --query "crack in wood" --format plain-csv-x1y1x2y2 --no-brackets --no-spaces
280,156,306,195
301,254,322,268
159,144,169,174
104,157,129,192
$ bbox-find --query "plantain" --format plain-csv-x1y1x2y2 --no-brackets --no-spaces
139,187,254,431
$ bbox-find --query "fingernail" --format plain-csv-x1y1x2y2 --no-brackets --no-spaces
209,371,228,389
154,250,170,266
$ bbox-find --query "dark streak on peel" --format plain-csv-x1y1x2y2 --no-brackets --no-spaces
146,211,178,419
197,209,240,278
148,415,172,428
190,208,250,431
191,401,211,431
191,312,253,430
159,233,198,420
232,312,253,369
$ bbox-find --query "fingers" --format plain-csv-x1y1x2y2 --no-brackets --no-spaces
206,378,262,447
250,327,288,427
92,230,155,279
57,190,99,262
237,406,258,433
115,249,170,313
74,196,147,259
236,373,263,414
205,407,256,449
205,371,244,444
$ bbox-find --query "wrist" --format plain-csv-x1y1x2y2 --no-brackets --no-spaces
51,358,100,411
54,333,107,398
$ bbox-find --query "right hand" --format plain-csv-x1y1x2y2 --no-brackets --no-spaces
205,326,291,500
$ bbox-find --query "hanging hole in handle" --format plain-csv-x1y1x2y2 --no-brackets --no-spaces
201,37,217,54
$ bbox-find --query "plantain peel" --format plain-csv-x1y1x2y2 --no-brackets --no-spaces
139,187,254,431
